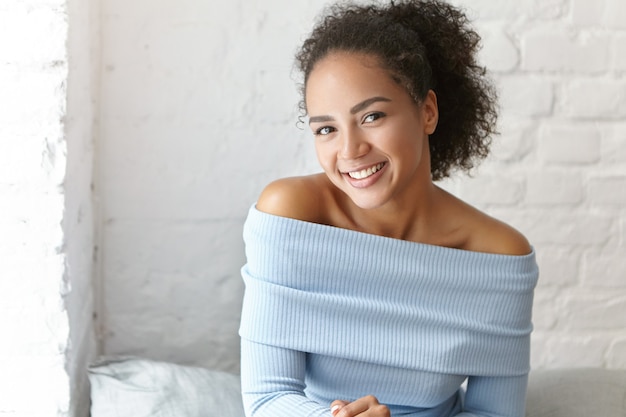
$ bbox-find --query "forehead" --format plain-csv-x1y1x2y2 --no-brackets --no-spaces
306,52,388,90
305,52,396,97
305,52,408,110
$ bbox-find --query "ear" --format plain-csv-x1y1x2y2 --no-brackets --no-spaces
422,90,439,135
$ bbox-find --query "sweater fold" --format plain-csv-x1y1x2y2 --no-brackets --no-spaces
239,206,538,377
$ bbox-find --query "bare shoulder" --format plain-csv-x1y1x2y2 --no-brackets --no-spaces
256,174,326,222
477,214,532,256
473,214,532,256
440,189,531,256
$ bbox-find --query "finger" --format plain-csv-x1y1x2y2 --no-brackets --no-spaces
330,400,349,416
335,395,379,417
370,404,391,417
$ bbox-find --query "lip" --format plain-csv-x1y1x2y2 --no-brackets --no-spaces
342,162,387,189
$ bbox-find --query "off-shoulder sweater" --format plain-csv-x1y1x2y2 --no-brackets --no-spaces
239,206,539,417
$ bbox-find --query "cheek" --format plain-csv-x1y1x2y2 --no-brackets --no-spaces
407,135,427,168
386,131,425,166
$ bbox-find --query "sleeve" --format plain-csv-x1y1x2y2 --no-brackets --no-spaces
455,374,529,417
240,338,330,417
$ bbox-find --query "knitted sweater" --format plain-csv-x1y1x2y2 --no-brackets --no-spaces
239,206,539,417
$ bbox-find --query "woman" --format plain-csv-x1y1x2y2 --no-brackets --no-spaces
239,1,539,416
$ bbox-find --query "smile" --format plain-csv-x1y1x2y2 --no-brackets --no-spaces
347,163,386,180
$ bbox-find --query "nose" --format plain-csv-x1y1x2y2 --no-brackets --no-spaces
338,126,370,160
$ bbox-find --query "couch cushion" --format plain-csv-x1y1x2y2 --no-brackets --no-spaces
526,368,626,417
88,357,245,417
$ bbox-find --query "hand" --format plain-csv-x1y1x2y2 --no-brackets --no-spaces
330,395,390,417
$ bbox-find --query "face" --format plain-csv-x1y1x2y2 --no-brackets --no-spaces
305,52,438,210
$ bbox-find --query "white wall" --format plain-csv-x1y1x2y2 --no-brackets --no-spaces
97,0,320,372
65,0,100,414
444,0,626,369
0,0,98,415
97,0,626,375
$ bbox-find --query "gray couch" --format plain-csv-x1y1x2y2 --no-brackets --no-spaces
89,358,626,417
525,368,626,417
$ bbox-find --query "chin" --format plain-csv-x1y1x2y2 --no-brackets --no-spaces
347,194,389,211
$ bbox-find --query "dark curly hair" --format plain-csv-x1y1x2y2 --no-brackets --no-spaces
295,0,498,180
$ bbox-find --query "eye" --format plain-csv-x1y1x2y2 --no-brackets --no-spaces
363,112,384,124
314,126,335,136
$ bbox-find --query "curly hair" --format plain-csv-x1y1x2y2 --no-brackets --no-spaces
295,0,498,180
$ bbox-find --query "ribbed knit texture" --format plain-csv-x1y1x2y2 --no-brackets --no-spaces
239,206,539,417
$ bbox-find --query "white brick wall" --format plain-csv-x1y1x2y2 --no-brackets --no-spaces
0,0,97,415
0,0,71,415
97,0,626,378
446,0,626,370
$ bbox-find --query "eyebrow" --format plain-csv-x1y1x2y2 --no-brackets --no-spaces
308,96,392,124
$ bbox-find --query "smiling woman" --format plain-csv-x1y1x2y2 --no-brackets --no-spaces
305,52,437,214
239,1,538,417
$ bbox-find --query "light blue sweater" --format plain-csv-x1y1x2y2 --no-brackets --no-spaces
239,206,539,417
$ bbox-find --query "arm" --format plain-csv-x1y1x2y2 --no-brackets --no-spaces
455,374,529,417
241,178,331,417
240,338,330,417
329,375,527,417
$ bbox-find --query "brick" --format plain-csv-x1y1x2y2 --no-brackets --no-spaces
448,0,527,20
541,334,609,368
0,0,65,8
0,134,67,187
0,357,69,415
0,68,67,133
525,171,584,205
515,211,613,246
0,258,62,311
538,123,601,164
563,79,626,119
600,122,626,164
521,30,610,74
571,0,607,26
498,75,554,117
452,0,566,21
529,0,568,20
611,34,626,72
532,287,560,330
0,7,67,64
478,24,519,73
582,247,626,288
605,0,626,29
0,138,43,186
490,119,536,162
2,145,67,188
456,175,524,206
588,176,626,206
534,245,581,288
561,291,626,330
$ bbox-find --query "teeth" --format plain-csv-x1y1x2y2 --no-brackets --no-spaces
348,163,385,180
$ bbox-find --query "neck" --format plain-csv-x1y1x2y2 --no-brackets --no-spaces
344,178,439,241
